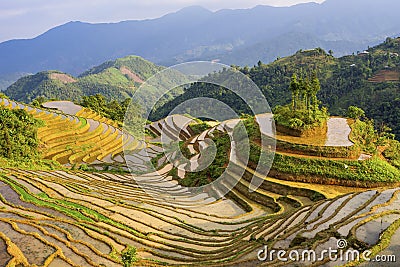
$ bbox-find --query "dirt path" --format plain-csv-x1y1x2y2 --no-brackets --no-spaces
325,118,354,147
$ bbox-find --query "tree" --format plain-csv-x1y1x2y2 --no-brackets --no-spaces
347,106,365,119
274,70,328,134
304,76,313,110
289,71,321,112
310,71,321,110
31,96,48,107
298,73,310,110
289,74,300,110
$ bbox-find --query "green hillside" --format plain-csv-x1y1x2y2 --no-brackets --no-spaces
4,55,172,104
152,38,400,139
80,55,163,80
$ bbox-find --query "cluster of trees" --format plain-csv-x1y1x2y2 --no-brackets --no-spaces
288,70,321,112
80,94,133,123
80,94,147,138
0,106,42,160
347,105,396,154
274,71,328,131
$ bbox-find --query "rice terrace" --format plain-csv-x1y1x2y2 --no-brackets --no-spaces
1,72,400,266
0,1,400,266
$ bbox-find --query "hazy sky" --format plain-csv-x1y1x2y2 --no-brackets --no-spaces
0,0,325,43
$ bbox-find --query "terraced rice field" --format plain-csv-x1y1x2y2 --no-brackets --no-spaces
0,167,399,266
0,98,399,266
0,99,145,169
368,70,400,83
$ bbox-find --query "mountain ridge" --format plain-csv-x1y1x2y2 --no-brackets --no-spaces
3,55,165,103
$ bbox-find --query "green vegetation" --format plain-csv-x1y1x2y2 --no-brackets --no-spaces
5,71,82,103
347,105,365,119
0,157,60,170
4,55,183,108
121,245,138,267
271,154,400,184
0,92,9,99
0,86,398,266
349,112,395,154
177,132,231,187
153,39,400,140
288,71,321,112
275,139,359,158
236,116,400,185
80,94,135,124
80,55,163,81
0,105,42,160
383,139,400,169
189,121,211,135
0,175,94,222
274,105,328,132
273,71,328,135
78,117,87,128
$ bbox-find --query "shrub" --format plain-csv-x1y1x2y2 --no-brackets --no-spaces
121,246,137,267
383,139,400,169
0,106,43,160
349,119,377,153
190,122,210,135
347,106,365,119
273,104,329,131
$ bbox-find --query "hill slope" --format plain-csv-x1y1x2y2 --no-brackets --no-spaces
4,55,169,103
1,0,400,88
152,38,400,138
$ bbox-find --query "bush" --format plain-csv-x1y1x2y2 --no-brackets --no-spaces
189,122,210,135
0,106,43,160
347,106,365,119
383,140,400,169
273,104,329,131
121,246,137,267
349,119,377,153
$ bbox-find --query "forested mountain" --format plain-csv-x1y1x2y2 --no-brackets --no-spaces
4,55,167,103
152,37,400,139
5,38,400,139
1,0,400,89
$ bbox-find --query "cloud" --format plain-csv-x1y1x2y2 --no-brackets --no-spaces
0,0,325,42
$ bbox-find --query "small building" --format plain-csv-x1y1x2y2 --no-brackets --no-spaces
358,51,370,56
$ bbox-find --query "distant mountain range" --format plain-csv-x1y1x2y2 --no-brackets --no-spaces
1,0,400,90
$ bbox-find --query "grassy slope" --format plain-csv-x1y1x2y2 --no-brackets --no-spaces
3,55,164,103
